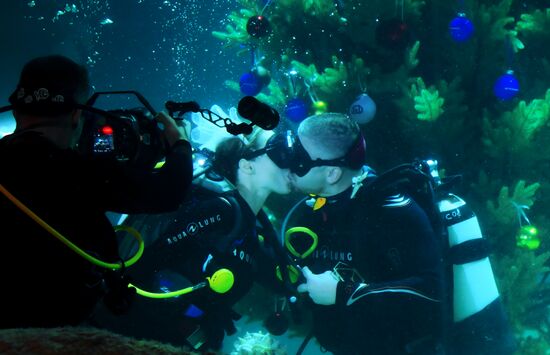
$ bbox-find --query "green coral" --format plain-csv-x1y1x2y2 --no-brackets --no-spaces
483,6,550,53
487,180,541,226
494,250,550,330
301,0,335,17
224,79,286,109
367,41,422,100
409,77,444,121
212,1,258,47
483,89,550,154
291,56,348,95
256,80,286,108
274,0,335,18
406,41,420,71
288,55,371,106
404,0,426,19
347,56,371,89
493,17,524,52
516,8,550,35
479,0,525,52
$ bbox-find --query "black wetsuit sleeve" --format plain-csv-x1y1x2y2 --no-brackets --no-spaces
126,194,237,277
335,199,443,325
84,139,193,214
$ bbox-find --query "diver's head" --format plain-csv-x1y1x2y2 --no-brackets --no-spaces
9,55,91,147
212,136,292,196
291,113,366,196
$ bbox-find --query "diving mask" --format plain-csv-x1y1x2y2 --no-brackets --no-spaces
245,130,366,177
288,131,367,177
243,130,295,169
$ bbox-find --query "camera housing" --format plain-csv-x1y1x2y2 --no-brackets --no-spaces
77,91,165,169
79,106,164,169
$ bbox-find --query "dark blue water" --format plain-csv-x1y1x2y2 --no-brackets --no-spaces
0,0,247,111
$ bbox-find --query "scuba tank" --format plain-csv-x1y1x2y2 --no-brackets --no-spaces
425,160,500,323
424,160,515,355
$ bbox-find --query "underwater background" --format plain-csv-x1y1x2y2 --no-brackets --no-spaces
2,1,550,354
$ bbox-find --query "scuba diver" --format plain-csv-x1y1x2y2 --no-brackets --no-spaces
0,55,192,328
99,132,293,351
279,112,515,354
282,112,444,354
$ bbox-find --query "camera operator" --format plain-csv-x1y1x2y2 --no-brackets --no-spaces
0,55,193,329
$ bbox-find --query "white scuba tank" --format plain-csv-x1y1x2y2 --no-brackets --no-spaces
438,194,500,322
427,158,501,323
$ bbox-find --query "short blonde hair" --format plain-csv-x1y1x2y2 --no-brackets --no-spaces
297,113,361,159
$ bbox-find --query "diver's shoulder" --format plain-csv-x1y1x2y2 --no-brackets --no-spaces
379,192,414,208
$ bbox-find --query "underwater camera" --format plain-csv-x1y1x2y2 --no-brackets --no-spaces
79,91,280,170
79,91,164,169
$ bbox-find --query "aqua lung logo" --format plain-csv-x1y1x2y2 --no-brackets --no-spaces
187,222,199,235
313,245,353,262
166,214,222,245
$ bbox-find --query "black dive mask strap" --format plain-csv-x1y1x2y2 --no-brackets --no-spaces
290,132,366,177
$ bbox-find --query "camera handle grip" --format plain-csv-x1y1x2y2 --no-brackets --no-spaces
165,100,200,118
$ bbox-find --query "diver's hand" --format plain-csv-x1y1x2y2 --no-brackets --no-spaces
297,266,339,306
155,111,191,146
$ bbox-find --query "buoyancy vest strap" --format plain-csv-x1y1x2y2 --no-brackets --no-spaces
448,238,490,265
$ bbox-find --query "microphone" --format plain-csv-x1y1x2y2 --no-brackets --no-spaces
237,96,280,131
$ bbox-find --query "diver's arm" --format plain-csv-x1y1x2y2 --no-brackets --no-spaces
84,135,192,214
85,111,192,214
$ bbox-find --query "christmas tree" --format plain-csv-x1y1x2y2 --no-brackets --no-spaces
214,0,550,352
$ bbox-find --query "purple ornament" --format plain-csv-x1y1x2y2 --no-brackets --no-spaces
239,72,263,96
284,98,309,122
449,13,474,42
494,70,519,101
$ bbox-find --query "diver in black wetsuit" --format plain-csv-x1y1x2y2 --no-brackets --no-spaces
102,133,292,351
283,113,444,354
0,55,192,329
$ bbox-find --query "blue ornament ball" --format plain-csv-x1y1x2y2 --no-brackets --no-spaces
239,72,263,96
494,71,520,101
449,14,474,42
284,98,309,122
